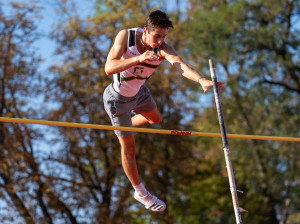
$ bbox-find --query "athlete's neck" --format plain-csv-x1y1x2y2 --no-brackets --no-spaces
137,33,152,53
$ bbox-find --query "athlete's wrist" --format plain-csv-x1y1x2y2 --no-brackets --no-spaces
198,77,206,84
136,55,142,64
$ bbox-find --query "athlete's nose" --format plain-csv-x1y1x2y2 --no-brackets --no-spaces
155,39,163,47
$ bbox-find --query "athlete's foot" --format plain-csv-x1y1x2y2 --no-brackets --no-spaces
134,191,166,212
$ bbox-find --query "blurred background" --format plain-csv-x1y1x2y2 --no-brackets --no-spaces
0,0,299,223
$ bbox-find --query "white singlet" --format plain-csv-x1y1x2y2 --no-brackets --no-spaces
113,28,162,97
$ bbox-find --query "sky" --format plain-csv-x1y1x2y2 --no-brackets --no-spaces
3,0,299,125
33,1,96,70
4,0,299,76
2,0,196,153
1,1,299,222
35,0,188,71
4,0,211,113
2,0,188,81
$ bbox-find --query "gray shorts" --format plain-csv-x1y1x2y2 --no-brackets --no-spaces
103,83,157,137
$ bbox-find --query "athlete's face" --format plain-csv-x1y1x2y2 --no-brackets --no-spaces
144,27,168,49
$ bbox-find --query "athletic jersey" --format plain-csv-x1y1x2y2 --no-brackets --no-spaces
113,28,162,97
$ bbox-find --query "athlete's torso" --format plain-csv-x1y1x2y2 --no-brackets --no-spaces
113,28,162,97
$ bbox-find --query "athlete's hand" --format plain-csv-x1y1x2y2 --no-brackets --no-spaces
138,50,160,63
199,78,225,93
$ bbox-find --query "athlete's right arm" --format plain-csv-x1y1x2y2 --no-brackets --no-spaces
105,30,139,76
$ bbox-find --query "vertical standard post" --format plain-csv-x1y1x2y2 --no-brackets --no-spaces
209,59,243,224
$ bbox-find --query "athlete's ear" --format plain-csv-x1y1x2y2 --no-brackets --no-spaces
143,27,148,35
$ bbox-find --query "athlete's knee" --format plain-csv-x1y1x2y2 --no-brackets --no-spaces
121,145,136,159
149,114,163,124
118,135,136,158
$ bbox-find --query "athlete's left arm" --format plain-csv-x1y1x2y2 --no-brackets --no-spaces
159,42,225,93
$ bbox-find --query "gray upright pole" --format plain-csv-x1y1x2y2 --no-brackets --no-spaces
209,59,244,224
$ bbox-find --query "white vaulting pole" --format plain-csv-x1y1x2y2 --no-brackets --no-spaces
209,59,245,224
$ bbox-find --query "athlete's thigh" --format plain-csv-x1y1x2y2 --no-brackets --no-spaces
139,106,162,123
133,86,156,114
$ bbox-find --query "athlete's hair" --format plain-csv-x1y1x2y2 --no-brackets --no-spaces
145,10,173,32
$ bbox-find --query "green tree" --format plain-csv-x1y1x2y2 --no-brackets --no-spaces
0,2,84,223
0,2,44,223
6,1,298,223
183,0,300,223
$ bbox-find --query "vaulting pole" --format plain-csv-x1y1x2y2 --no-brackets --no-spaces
209,59,245,224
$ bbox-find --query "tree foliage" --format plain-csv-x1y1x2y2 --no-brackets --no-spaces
0,2,48,224
1,0,299,223
184,0,300,223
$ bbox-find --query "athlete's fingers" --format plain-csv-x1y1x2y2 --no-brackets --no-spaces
217,82,226,90
201,81,225,93
203,85,212,93
145,51,159,60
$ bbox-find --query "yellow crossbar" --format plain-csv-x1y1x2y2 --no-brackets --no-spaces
0,117,299,142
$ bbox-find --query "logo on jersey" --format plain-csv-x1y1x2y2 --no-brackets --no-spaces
133,67,144,75
130,52,137,56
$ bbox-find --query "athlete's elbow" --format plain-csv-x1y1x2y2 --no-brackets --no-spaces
104,65,113,76
181,73,188,79
105,70,113,76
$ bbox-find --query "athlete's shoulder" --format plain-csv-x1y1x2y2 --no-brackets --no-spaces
115,28,140,43
160,41,172,50
116,29,128,40
159,41,177,57
112,29,129,50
